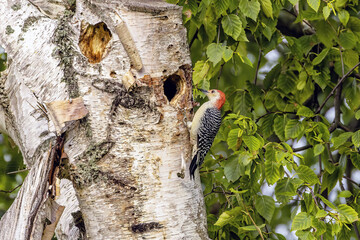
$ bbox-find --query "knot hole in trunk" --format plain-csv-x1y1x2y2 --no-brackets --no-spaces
163,74,182,103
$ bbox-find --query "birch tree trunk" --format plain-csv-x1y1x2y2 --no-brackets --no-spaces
0,0,208,239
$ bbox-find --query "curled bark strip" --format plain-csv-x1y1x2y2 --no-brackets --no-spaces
41,199,65,240
46,97,89,135
115,21,143,71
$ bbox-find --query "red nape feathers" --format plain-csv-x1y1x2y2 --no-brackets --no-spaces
215,90,226,109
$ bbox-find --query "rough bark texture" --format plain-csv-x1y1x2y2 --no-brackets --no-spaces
0,0,208,239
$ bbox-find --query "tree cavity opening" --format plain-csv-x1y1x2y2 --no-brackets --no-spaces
164,74,181,102
79,21,112,64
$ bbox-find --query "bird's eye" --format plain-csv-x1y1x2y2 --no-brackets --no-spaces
211,90,215,93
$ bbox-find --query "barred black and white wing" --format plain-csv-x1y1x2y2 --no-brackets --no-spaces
189,108,222,179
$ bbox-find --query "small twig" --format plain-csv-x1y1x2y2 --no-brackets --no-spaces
325,143,335,163
318,155,322,195
255,111,296,123
243,208,265,240
308,187,320,208
7,168,29,174
282,8,315,33
343,175,359,187
0,183,22,193
254,47,262,85
316,62,360,114
353,223,360,240
338,122,352,132
293,145,312,152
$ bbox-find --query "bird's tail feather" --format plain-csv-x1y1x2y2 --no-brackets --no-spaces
189,153,198,180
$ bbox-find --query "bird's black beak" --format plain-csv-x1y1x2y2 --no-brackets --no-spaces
198,89,209,94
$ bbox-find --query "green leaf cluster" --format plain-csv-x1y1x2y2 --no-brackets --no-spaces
171,0,360,238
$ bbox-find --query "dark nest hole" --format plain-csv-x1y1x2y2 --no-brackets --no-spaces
163,74,181,102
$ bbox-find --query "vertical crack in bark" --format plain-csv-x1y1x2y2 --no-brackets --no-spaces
26,134,65,240
71,210,87,240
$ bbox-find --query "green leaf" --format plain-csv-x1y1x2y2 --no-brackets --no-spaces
344,79,360,110
239,152,252,166
242,135,261,152
239,0,260,21
331,132,353,149
260,0,273,18
224,155,242,182
261,114,274,139
315,210,327,218
307,0,320,12
322,169,340,193
322,6,331,20
243,56,253,67
221,14,242,40
313,68,330,90
214,207,242,227
238,224,265,231
315,21,335,48
227,128,242,151
338,204,359,224
356,110,360,120
316,194,336,209
296,165,320,185
264,64,281,89
192,60,210,86
206,43,225,66
275,233,287,240
338,190,352,198
291,212,311,231
296,106,315,117
312,218,327,237
344,49,359,69
222,47,233,62
348,17,360,33
274,115,286,141
350,153,360,170
265,160,280,185
288,0,299,4
312,48,330,65
255,195,275,222
297,71,307,90
339,31,356,49
285,119,304,139
352,130,360,147
275,178,300,203
313,144,324,156
233,91,252,116
338,9,350,26
277,74,295,94
214,0,229,15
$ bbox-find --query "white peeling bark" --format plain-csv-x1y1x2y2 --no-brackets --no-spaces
0,0,208,239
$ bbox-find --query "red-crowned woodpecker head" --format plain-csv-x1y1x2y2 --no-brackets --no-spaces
199,89,226,109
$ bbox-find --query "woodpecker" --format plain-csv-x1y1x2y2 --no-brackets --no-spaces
189,89,226,179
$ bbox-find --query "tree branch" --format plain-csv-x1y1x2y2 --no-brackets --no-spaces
254,47,262,85
293,145,312,152
316,62,360,114
0,183,22,193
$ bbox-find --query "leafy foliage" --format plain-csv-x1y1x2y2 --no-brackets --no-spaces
0,134,26,217
170,0,360,238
